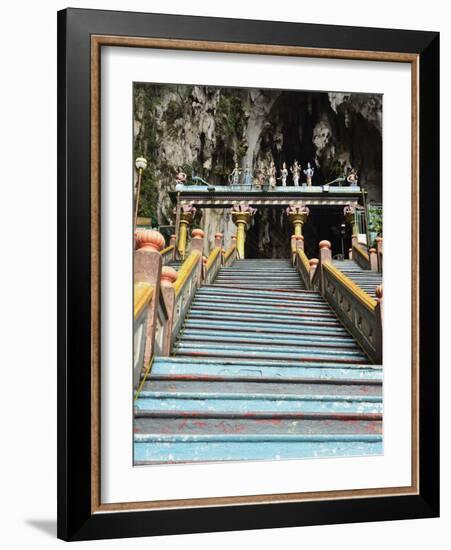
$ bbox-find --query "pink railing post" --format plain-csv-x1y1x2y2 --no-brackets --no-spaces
309,258,319,283
215,232,223,248
318,240,332,295
169,233,177,260
369,247,378,271
160,266,178,356
190,229,205,284
134,229,165,372
376,236,383,272
348,247,353,260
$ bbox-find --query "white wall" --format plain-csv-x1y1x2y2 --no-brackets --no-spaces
0,0,448,547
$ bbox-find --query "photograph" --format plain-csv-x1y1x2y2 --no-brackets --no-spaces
132,82,384,465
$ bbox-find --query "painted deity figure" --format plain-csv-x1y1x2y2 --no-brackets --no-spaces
268,161,277,189
278,162,288,187
304,162,315,186
228,162,241,186
175,167,187,190
347,168,359,185
243,164,252,186
291,160,301,187
254,172,265,190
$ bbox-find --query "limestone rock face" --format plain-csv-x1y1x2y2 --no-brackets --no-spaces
134,84,382,255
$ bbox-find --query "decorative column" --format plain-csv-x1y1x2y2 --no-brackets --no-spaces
160,266,178,356
169,234,177,260
231,204,256,259
318,240,332,295
190,229,205,284
178,204,196,259
309,258,319,283
286,205,310,236
344,204,359,245
369,247,378,271
375,236,383,272
134,229,165,371
214,232,223,248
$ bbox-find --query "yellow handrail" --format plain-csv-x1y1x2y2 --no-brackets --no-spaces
297,248,310,273
223,243,237,263
160,244,174,257
134,282,154,319
353,242,370,262
174,250,201,296
205,246,221,271
323,262,377,312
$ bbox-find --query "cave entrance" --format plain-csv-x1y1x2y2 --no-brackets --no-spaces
303,206,352,259
243,205,351,260
245,206,291,259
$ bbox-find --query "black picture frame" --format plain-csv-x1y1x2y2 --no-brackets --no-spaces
57,8,439,541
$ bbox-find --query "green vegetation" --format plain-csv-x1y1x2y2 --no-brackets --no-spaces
133,84,160,224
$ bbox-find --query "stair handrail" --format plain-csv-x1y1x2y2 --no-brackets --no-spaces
133,282,154,389
317,240,382,363
223,238,237,266
352,241,371,270
204,246,222,284
173,248,203,337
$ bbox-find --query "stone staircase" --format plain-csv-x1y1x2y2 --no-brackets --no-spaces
134,259,382,464
332,260,382,298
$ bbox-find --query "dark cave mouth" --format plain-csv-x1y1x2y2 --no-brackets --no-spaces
245,206,351,260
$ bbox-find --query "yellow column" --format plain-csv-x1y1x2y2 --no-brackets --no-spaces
286,205,309,236
177,206,196,259
231,205,256,260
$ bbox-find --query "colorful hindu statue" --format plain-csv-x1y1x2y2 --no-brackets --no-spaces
229,162,241,186
291,160,301,186
304,162,315,186
279,162,288,186
268,161,277,189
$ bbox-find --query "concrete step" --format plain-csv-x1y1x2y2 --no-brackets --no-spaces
183,318,349,336
178,329,356,348
149,356,383,381
134,433,383,463
173,342,368,363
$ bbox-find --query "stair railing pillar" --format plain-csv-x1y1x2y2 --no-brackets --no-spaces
231,205,256,259
318,240,332,296
369,247,378,271
214,232,223,249
309,258,319,284
375,236,383,272
294,235,304,268
177,205,196,260
134,229,165,371
169,234,177,260
375,284,383,363
286,204,310,236
160,266,178,355
348,247,353,260
190,228,205,285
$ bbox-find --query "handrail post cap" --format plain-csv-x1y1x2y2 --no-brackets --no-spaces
160,266,178,286
135,229,165,252
191,228,205,239
309,258,319,266
319,240,331,250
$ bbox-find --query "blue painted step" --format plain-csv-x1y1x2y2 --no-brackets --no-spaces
134,434,383,464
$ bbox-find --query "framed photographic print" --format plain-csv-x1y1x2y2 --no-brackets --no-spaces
57,8,439,541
